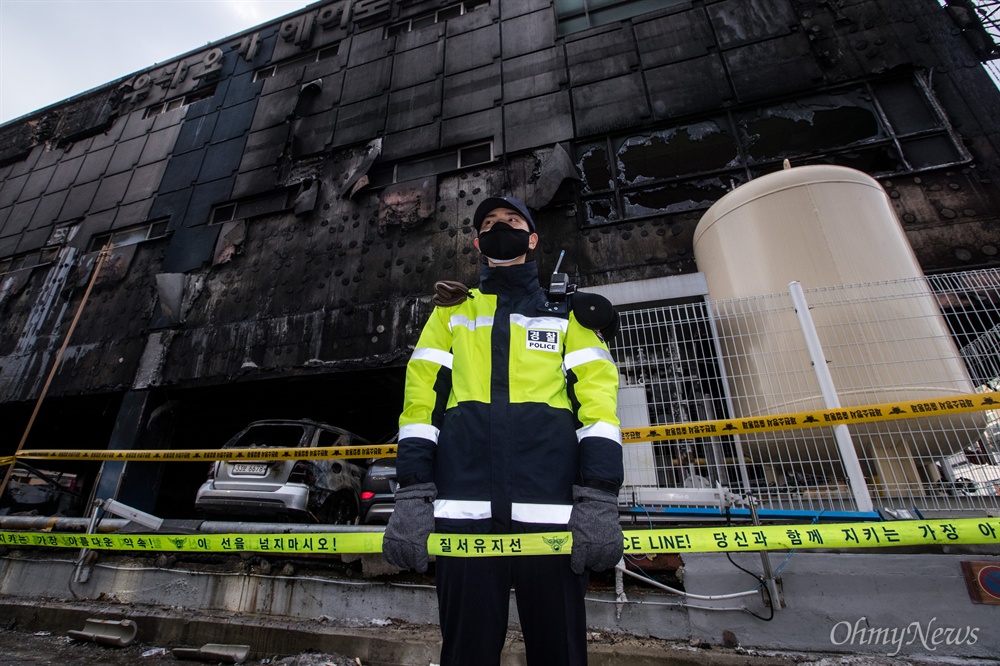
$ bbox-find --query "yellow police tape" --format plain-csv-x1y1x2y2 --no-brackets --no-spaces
12,392,999,462
1,518,997,556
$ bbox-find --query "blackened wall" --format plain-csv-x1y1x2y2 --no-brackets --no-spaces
0,0,998,454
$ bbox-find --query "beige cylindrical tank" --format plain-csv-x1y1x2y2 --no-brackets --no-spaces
693,165,980,463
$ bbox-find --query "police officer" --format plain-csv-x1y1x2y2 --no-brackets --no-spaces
383,195,624,666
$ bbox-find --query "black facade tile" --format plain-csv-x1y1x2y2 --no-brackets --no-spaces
86,111,127,152
262,63,308,96
566,26,638,86
333,95,388,147
35,145,64,170
223,71,265,108
302,51,350,82
232,166,279,200
8,145,44,178
391,41,444,90
15,226,51,254
76,146,115,184
724,34,823,103
442,108,501,153
48,156,86,192
212,100,257,144
646,56,732,120
0,221,15,251
708,0,798,50
60,181,100,220
161,223,222,273
174,114,219,154
240,126,289,174
290,113,338,156
342,57,393,104
395,22,446,52
0,174,28,209
448,3,498,36
444,25,499,75
113,199,154,230
106,137,147,176
347,24,394,66
158,151,206,194
634,10,715,68
184,176,236,227
119,111,157,142
19,165,55,201
148,189,193,231
381,123,441,161
4,198,40,237
62,136,94,160
505,91,573,153
122,161,168,205
183,91,225,121
90,171,133,213
250,88,300,132
27,191,69,230
443,63,501,119
150,107,185,133
199,137,247,183
502,48,566,103
501,0,550,19
571,73,649,137
137,125,183,167
386,80,442,133
501,9,556,59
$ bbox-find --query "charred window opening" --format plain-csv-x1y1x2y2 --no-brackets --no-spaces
575,74,969,226
89,219,170,252
368,141,493,187
556,0,687,35
253,44,340,82
0,247,60,275
209,189,296,225
384,0,490,38
143,86,218,119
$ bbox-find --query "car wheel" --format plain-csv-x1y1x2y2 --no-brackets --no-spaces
316,489,359,525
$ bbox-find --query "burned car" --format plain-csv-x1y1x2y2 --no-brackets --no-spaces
0,462,86,517
359,457,398,524
195,419,370,524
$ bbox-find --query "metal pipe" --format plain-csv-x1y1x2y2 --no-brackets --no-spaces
788,281,875,513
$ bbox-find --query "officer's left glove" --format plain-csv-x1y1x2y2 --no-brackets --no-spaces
568,485,624,575
382,482,437,573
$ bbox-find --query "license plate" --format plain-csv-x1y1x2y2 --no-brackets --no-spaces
232,463,268,475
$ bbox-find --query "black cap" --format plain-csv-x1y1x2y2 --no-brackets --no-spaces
472,196,535,232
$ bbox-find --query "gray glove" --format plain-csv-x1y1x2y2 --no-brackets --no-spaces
568,485,623,575
382,482,437,572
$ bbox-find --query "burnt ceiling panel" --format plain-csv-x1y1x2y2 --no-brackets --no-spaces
634,10,716,67
392,41,445,91
501,9,556,59
443,63,501,119
571,73,650,137
566,26,639,86
505,91,574,153
646,55,733,120
502,47,566,104
444,25,500,75
386,80,443,133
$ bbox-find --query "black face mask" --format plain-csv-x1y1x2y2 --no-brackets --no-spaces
478,225,531,263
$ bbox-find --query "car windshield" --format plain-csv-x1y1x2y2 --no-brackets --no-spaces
225,424,305,449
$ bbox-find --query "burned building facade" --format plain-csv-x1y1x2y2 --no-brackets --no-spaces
0,0,998,514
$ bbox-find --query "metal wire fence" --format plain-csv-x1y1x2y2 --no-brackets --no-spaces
610,268,1000,519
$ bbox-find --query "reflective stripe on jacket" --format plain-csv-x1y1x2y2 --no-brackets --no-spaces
397,262,622,534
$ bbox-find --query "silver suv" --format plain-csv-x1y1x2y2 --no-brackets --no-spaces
195,419,369,524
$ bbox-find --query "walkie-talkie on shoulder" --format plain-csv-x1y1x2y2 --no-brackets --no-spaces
548,250,575,302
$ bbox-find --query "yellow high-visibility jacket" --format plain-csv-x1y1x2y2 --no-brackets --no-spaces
397,262,622,534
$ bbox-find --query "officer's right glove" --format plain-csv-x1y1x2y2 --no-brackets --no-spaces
382,482,437,573
568,484,624,575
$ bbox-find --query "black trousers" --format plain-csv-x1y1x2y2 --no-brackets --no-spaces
435,555,589,666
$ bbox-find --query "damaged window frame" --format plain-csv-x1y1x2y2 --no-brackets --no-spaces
575,72,971,227
0,247,61,276
89,219,170,252
367,141,493,188
556,0,686,35
384,0,491,37
253,44,341,82
209,187,298,225
143,86,218,119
